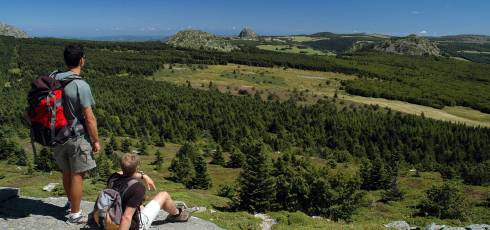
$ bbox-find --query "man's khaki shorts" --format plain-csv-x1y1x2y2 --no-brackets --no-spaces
53,136,96,173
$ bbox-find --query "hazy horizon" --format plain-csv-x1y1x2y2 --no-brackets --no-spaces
1,0,490,38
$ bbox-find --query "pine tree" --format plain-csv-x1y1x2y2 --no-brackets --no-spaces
109,137,119,151
190,153,211,189
35,148,57,172
105,142,114,156
122,139,131,152
96,153,112,181
168,142,197,184
381,176,404,202
139,140,149,155
155,135,166,147
15,148,28,166
360,158,372,190
227,148,245,168
237,142,275,213
210,146,225,166
153,150,163,171
26,156,34,175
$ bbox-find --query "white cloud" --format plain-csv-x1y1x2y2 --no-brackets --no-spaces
411,10,422,15
232,26,237,30
419,30,428,35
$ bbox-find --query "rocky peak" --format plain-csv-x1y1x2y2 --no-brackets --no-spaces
372,35,440,56
167,29,238,52
0,22,29,38
239,27,258,40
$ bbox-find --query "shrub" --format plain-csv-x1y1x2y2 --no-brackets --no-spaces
417,183,468,220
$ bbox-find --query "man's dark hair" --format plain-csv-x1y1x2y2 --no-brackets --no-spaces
64,44,84,67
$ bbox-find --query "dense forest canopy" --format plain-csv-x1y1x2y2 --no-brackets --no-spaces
0,36,489,186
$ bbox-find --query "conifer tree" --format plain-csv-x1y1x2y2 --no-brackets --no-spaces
155,135,166,147
105,142,114,156
169,156,193,185
109,137,119,151
381,176,404,202
35,148,57,172
190,153,211,189
237,142,275,213
210,146,225,166
96,153,112,181
139,140,149,155
122,139,131,152
26,156,34,175
153,150,163,171
227,148,245,168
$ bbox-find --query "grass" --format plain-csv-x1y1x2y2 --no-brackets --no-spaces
257,44,330,56
149,64,490,128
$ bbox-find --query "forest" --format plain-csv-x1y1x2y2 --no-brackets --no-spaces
0,35,489,221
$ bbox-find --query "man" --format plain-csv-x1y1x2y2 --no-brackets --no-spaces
109,153,190,230
53,44,100,223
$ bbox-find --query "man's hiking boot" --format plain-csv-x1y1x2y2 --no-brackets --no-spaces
165,208,191,223
66,211,88,224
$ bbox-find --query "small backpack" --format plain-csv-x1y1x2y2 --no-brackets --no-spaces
93,177,139,230
26,71,83,147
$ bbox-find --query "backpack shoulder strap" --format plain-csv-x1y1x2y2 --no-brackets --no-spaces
120,178,139,199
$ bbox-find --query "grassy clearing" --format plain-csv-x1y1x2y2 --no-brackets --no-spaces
257,44,330,56
341,95,490,128
149,64,490,128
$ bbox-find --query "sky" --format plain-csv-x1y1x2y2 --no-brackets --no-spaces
1,0,489,38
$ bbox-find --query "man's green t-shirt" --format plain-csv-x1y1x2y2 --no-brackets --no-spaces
54,71,95,132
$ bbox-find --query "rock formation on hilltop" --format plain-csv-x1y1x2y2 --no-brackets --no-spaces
239,27,258,40
353,35,440,56
0,23,29,38
166,30,238,52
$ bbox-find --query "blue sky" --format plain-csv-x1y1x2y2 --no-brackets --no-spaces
1,0,489,37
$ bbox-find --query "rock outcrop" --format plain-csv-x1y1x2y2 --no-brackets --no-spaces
167,30,238,52
354,35,440,56
0,23,29,38
239,27,258,40
0,195,223,229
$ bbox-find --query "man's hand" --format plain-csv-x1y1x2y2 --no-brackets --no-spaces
92,142,101,155
142,175,156,191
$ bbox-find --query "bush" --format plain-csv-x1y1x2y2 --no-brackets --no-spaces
417,183,469,220
217,184,237,200
35,148,58,172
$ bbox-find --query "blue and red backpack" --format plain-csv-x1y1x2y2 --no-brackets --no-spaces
27,71,82,146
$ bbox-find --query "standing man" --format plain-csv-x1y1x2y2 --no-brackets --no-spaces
53,44,100,224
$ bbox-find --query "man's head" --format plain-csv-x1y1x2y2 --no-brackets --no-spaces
64,44,85,68
120,153,140,175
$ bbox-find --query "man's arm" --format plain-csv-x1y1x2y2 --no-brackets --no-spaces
83,106,100,154
119,206,136,230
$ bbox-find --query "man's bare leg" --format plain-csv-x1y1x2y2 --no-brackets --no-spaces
62,171,72,203
69,172,84,214
153,192,179,215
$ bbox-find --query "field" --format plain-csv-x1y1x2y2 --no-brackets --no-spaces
257,44,330,56
1,138,489,229
150,64,490,128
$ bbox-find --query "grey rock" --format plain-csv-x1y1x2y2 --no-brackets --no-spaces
466,224,490,230
239,27,258,40
0,196,223,230
0,23,29,38
353,35,440,56
42,183,59,192
385,220,411,230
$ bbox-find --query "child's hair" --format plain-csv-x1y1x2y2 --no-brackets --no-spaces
120,153,140,175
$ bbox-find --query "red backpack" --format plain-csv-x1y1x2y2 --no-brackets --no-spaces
27,71,82,147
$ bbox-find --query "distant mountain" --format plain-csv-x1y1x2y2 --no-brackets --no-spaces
239,27,258,40
435,34,490,44
0,22,28,38
167,30,238,52
68,35,167,42
354,35,440,56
